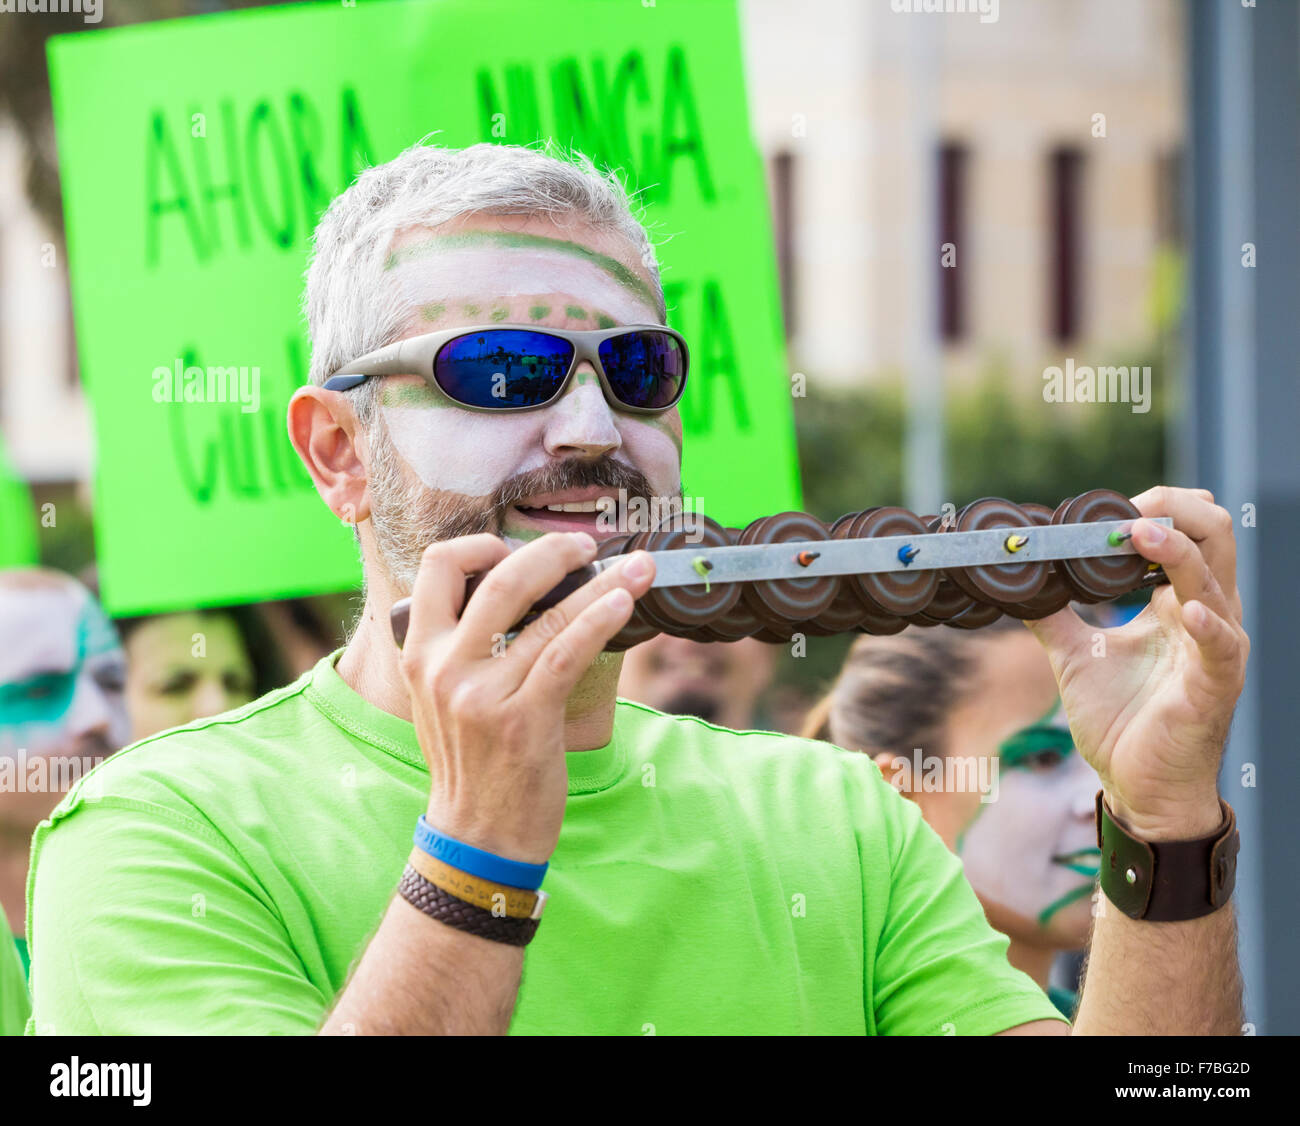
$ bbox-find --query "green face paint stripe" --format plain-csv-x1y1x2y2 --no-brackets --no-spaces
596,314,616,329
378,381,455,409
954,799,989,855
641,412,683,455
385,231,663,316
998,725,1075,769
489,306,509,322
420,302,447,322
1059,860,1101,877
564,305,588,320
463,303,481,317
529,304,551,321
1036,882,1094,927
504,526,547,542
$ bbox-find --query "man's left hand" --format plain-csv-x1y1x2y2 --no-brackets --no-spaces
1025,486,1249,841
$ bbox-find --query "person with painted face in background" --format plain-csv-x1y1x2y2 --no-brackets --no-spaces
26,143,1248,1036
0,568,130,1033
805,619,1101,1019
113,607,289,742
617,634,776,730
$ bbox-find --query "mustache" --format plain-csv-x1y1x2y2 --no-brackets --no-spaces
492,458,662,522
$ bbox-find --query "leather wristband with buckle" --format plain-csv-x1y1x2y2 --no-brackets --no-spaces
1095,790,1240,922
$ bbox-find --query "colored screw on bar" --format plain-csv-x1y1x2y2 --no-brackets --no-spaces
1004,534,1029,553
691,556,713,594
897,545,920,565
1107,530,1133,547
795,550,821,567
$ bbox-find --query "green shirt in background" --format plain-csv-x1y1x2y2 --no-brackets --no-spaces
27,652,1064,1035
1,908,31,1036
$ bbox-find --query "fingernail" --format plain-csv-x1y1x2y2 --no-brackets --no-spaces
1141,520,1166,545
625,552,651,579
573,532,596,551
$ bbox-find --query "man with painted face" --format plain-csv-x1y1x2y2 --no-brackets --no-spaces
0,568,130,1034
28,143,1248,1035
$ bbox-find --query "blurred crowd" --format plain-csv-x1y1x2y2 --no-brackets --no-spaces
1,558,1136,1032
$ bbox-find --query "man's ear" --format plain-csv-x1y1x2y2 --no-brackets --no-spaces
287,385,371,528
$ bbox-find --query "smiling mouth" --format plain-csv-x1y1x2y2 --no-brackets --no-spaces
510,492,623,538
1051,847,1101,878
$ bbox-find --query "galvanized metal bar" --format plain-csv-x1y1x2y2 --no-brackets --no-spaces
596,517,1170,589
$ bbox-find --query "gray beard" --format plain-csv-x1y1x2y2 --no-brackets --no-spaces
364,411,664,596
366,414,496,594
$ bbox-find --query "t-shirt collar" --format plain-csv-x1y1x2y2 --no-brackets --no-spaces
305,649,626,795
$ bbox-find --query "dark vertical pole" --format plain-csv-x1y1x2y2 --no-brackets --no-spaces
1187,0,1300,1034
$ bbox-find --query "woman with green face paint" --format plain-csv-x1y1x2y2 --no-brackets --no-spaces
805,619,1102,1018
114,606,290,742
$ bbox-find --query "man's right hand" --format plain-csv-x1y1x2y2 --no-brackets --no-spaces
397,531,655,865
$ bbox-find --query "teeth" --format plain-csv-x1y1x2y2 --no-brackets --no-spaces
542,501,601,513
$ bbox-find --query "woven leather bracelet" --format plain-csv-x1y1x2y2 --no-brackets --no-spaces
397,865,541,946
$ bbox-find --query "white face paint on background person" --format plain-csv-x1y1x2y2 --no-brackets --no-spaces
0,569,130,934
0,571,129,764
957,699,1102,949
826,624,1102,996
359,215,684,593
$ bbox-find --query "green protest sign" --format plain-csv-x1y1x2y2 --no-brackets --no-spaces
0,437,38,569
49,0,799,615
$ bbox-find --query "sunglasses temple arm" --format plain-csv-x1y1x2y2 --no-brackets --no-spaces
389,561,610,647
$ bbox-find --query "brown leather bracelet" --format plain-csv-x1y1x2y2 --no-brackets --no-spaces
397,866,541,946
1096,790,1240,922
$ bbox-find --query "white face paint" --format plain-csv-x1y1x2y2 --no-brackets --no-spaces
0,581,130,759
956,703,1101,941
388,248,659,329
371,224,683,547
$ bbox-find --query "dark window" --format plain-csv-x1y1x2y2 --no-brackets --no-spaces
771,151,796,338
1048,147,1084,343
938,141,968,342
1156,148,1185,246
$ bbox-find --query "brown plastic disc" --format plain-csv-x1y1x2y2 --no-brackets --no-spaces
738,513,838,625
902,516,982,623
945,498,1049,605
853,606,910,635
943,602,1005,629
597,534,661,651
691,527,761,641
996,502,1076,619
635,518,741,634
808,515,883,633
843,507,940,615
1053,489,1147,602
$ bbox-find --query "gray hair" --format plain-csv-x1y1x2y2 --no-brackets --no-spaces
302,140,666,426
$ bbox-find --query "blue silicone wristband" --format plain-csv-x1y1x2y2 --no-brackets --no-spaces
413,816,549,891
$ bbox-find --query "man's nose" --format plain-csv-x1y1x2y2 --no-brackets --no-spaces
542,362,622,459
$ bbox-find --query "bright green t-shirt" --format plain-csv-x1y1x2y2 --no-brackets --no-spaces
1,909,31,1036
27,652,1064,1035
